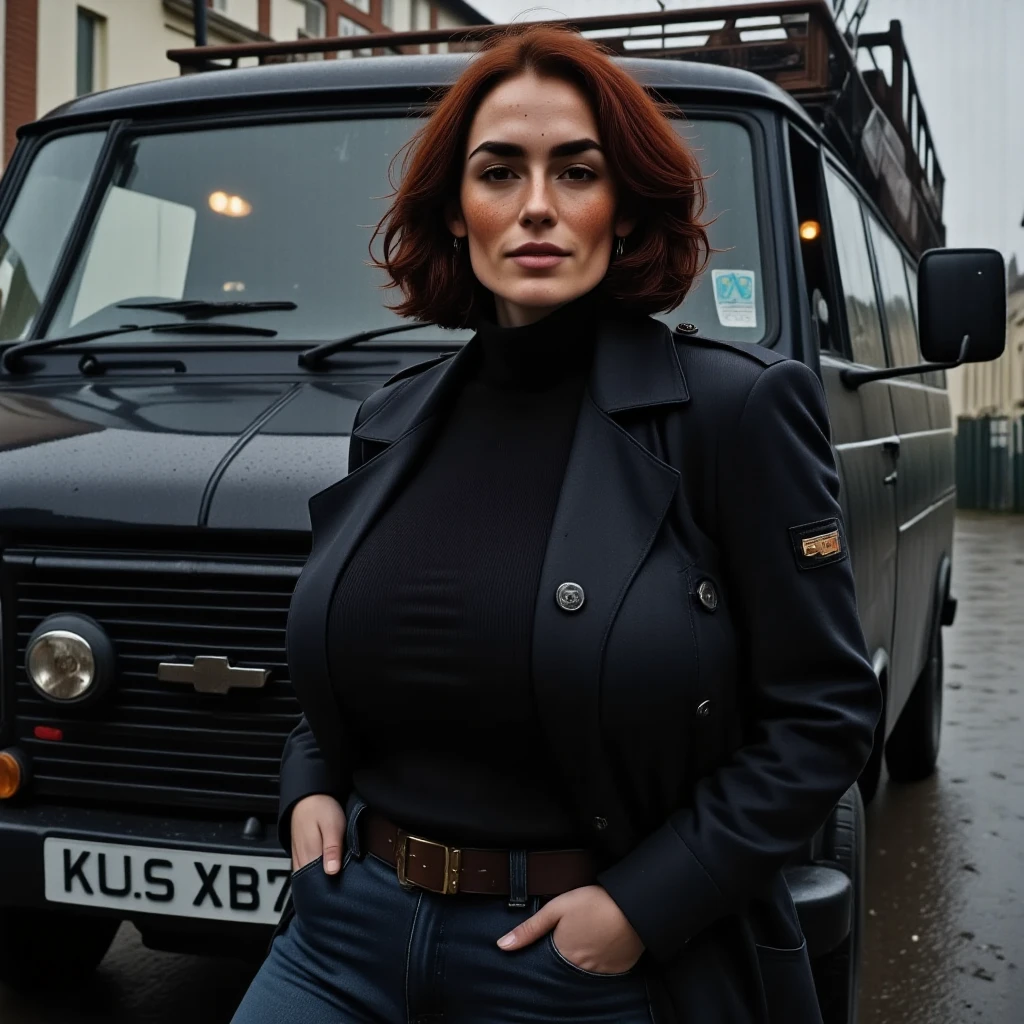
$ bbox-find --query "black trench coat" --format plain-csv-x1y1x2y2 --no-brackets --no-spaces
278,312,881,1024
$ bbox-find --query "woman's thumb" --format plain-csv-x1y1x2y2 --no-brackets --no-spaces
320,819,345,874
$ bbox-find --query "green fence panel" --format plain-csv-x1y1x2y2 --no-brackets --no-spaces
972,418,984,510
956,417,1024,512
974,418,989,510
956,417,971,508
991,417,1012,511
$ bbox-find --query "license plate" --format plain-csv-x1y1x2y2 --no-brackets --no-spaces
43,838,292,926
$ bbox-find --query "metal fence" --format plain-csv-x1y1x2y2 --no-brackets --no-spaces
956,416,1024,512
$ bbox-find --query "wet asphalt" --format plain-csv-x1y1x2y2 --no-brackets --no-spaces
1,511,1021,1024
859,512,1024,1024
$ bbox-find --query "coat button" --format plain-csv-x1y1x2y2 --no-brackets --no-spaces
592,816,608,830
555,582,585,612
696,700,712,718
696,579,718,612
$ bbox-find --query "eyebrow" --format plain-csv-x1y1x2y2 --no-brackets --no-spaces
466,137,603,160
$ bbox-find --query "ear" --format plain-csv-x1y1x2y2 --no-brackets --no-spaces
614,210,638,241
445,201,468,239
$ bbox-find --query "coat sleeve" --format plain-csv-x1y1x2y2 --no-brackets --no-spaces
275,397,373,852
597,357,882,963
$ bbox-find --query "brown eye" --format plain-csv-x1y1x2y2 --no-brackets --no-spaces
561,165,597,182
482,166,516,182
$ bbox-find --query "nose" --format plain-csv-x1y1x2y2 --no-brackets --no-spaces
519,170,557,228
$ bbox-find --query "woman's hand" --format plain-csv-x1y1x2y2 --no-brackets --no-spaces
496,884,645,974
290,794,346,874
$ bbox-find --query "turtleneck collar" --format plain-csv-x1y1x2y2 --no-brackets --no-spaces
473,290,598,391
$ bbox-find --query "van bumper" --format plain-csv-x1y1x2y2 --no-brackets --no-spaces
0,802,285,956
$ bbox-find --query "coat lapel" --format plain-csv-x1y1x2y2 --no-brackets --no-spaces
531,315,689,853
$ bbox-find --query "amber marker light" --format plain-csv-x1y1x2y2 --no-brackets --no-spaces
0,749,24,799
208,191,252,217
799,219,821,241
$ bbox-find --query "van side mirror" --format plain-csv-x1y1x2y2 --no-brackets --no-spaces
841,246,1007,389
918,248,1006,364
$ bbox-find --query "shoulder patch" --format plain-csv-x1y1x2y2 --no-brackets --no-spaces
382,351,457,388
789,517,848,570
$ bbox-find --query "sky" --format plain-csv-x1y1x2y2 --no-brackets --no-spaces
469,0,1024,268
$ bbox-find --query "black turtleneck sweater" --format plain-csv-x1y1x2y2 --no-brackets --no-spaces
327,298,596,847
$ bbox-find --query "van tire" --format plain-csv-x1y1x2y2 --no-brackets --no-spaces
811,785,865,1024
885,633,943,782
0,906,119,991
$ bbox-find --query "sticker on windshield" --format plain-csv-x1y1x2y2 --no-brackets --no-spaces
711,269,757,328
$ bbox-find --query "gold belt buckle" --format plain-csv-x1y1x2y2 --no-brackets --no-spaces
395,831,462,895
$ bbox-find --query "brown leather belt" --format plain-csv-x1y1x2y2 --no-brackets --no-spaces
363,809,597,897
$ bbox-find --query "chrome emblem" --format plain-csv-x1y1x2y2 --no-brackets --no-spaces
157,656,269,695
801,530,842,559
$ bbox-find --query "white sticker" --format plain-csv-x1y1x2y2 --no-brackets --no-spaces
711,269,757,328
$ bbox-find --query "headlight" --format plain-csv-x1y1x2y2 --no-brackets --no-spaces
24,614,115,705
26,630,96,700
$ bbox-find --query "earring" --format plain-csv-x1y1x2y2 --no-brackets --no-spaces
452,237,462,253
615,236,625,258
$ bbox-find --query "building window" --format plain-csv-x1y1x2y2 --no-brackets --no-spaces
381,0,394,28
339,15,371,57
410,0,430,31
76,8,104,97
211,0,228,10
303,0,326,37
345,0,371,13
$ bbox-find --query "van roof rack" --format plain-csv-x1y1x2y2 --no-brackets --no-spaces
167,0,943,256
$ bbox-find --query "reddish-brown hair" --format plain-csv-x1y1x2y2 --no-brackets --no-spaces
372,24,710,328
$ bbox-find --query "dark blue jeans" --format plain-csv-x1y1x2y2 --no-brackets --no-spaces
232,798,659,1023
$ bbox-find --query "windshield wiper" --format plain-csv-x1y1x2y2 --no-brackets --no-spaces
1,321,277,373
117,299,297,319
299,321,438,370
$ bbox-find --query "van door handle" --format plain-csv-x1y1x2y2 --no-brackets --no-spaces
883,470,898,486
882,439,901,458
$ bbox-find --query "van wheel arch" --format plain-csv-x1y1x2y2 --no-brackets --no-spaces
885,555,950,783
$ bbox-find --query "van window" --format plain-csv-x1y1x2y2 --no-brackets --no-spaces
46,119,430,343
0,132,103,340
867,215,920,375
824,166,886,367
37,117,766,346
658,119,766,344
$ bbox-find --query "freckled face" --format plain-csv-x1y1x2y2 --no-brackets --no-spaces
447,72,634,327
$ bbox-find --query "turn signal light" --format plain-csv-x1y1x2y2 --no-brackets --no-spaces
0,749,24,799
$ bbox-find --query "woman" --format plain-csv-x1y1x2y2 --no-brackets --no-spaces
232,24,880,1024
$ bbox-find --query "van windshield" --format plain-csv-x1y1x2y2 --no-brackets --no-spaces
3,116,765,346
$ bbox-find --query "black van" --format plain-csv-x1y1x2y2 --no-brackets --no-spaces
0,4,1005,1022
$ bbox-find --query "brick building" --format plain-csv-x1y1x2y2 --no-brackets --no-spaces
1,0,488,163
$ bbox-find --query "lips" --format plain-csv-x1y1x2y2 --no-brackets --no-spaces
507,242,570,270
507,243,570,257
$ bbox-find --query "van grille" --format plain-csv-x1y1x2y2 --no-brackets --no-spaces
5,550,304,815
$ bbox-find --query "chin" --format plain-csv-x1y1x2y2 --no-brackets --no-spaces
497,280,594,311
